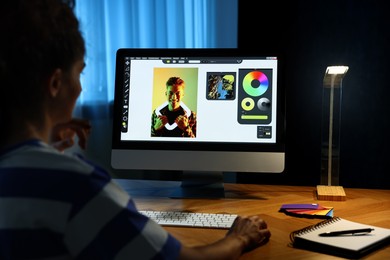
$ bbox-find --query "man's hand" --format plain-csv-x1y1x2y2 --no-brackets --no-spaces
154,115,168,131
226,215,271,252
175,114,189,131
50,118,91,151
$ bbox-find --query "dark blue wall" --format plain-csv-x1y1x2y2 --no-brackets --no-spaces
238,0,390,189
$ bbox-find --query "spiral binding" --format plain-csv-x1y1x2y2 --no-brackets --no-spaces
290,216,341,242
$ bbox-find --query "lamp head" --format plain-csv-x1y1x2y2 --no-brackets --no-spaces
326,66,349,75
324,66,349,87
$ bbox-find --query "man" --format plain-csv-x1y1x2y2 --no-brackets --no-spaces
151,77,197,137
0,0,271,259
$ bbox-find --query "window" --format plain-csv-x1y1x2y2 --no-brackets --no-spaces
74,0,238,106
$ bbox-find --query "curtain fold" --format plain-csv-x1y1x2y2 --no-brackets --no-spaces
74,0,237,117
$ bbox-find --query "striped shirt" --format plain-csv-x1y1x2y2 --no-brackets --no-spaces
0,140,181,260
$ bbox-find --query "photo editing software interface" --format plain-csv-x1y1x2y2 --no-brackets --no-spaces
117,54,279,145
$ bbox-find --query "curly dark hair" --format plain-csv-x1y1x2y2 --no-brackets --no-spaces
0,0,85,130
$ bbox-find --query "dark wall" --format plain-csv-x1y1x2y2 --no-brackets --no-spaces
237,0,390,189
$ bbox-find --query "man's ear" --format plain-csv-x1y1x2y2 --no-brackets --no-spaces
48,68,63,98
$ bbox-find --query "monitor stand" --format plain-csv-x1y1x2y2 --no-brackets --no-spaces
171,171,225,198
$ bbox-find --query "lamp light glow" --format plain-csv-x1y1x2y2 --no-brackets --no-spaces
326,66,349,75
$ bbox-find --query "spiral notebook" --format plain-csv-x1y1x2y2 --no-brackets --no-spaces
290,217,390,259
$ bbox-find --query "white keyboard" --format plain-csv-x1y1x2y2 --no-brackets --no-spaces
140,210,238,229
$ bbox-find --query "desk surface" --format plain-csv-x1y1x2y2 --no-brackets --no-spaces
115,179,390,259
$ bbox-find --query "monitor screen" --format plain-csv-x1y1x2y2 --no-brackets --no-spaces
111,48,285,197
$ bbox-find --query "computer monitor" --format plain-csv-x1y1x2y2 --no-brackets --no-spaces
111,48,285,198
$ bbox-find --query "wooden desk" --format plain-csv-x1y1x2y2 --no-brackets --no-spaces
115,179,390,259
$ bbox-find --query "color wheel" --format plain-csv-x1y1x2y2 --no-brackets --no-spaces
243,71,268,96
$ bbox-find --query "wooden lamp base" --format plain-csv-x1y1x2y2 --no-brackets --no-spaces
316,185,346,201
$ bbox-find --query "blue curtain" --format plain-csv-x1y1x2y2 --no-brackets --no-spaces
74,0,238,108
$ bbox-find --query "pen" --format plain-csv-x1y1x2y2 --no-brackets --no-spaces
319,228,374,237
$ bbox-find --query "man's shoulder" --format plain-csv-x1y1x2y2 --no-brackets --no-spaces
0,143,95,175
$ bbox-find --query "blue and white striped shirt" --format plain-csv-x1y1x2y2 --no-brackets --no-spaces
0,140,181,260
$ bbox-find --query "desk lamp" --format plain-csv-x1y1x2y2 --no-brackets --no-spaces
317,66,348,201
